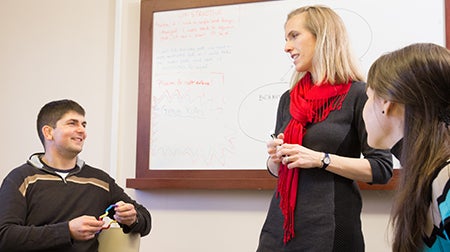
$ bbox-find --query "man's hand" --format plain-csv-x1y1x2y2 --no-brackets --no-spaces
68,215,104,241
113,201,138,226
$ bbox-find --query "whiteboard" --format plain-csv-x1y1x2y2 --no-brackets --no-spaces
149,0,445,170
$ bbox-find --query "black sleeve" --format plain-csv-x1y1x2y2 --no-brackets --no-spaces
390,138,403,163
0,172,72,251
266,90,291,177
353,82,394,184
109,181,152,236
274,90,291,135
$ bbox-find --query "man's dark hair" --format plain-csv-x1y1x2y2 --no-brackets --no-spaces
37,99,85,146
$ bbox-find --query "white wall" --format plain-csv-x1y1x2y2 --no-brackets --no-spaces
0,0,394,251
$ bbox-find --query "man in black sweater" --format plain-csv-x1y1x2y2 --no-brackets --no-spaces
0,99,151,252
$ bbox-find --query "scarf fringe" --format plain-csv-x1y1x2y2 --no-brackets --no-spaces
283,209,295,243
311,94,347,123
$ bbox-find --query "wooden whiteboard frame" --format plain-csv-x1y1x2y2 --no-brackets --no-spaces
126,0,449,190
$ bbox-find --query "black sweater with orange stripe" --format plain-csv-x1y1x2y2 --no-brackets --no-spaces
0,153,151,252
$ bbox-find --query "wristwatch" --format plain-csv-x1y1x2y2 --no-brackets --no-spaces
321,153,330,170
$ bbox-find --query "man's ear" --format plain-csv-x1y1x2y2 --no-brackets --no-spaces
42,125,53,141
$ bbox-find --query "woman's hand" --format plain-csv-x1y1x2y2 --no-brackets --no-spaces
266,133,285,176
267,133,285,164
277,143,323,169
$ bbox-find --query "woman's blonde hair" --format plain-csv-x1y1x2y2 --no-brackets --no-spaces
286,5,363,86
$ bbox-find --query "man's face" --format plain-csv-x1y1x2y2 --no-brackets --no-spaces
48,111,87,156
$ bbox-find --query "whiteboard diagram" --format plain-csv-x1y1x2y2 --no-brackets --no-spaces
149,0,444,170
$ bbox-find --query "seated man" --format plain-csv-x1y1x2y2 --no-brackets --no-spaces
0,99,151,252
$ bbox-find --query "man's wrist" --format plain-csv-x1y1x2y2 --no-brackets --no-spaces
132,212,139,224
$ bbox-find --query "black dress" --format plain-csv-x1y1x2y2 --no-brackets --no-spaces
257,81,393,252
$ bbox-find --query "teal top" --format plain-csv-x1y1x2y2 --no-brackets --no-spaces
423,161,450,251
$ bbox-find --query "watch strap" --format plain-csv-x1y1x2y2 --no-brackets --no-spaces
321,152,330,170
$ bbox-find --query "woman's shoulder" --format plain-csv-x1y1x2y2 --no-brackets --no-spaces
349,80,367,94
278,89,291,107
432,160,450,180
342,81,367,107
280,89,290,99
431,160,450,199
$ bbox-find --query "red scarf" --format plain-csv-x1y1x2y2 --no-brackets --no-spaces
278,73,352,243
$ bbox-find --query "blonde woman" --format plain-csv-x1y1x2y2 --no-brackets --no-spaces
257,5,393,251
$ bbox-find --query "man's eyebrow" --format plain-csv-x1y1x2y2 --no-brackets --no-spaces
66,118,87,125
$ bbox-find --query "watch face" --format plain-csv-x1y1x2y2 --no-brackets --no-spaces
323,156,330,165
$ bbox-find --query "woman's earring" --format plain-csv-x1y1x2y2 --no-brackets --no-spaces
382,110,385,114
